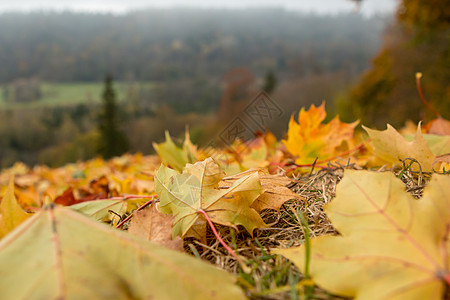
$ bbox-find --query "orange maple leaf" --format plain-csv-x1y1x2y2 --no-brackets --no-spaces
283,102,358,165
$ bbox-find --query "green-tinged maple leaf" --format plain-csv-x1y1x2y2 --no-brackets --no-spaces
405,134,450,157
283,102,358,165
0,177,31,238
0,204,246,300
155,158,266,238
153,130,198,172
275,170,450,300
364,123,445,171
70,199,129,221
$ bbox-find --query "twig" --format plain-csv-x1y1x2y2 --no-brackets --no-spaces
309,158,318,176
115,195,158,229
288,164,329,170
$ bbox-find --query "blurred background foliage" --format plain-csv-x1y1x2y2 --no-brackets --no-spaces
338,0,450,127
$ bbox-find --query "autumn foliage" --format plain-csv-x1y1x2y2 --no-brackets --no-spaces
283,102,358,165
0,101,449,299
340,0,450,127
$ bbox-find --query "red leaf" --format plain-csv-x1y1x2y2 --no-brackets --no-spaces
54,188,79,206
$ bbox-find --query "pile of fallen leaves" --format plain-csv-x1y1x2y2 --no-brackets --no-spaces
0,102,449,299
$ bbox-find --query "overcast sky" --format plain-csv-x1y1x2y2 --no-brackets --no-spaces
0,0,398,15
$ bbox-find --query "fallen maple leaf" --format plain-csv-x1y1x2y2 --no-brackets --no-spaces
76,175,114,201
155,158,266,239
0,153,160,210
275,170,450,300
110,173,155,195
221,171,303,212
54,187,80,206
419,135,450,157
364,123,445,171
425,118,450,135
153,130,198,172
0,177,31,238
222,134,273,175
70,199,130,221
283,102,358,165
128,203,184,251
0,204,246,299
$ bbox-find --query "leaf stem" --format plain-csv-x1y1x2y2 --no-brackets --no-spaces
416,72,440,118
197,209,246,268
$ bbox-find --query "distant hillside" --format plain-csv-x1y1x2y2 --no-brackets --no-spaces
0,9,388,83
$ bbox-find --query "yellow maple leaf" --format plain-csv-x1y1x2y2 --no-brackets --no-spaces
0,177,31,238
283,102,358,165
275,170,450,300
363,123,449,172
0,204,246,299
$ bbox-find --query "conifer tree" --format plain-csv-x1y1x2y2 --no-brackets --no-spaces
262,70,277,95
97,75,129,158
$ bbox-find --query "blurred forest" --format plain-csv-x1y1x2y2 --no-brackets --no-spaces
0,9,383,82
2,1,447,169
0,8,389,168
338,0,450,127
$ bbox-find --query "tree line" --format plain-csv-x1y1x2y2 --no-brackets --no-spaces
0,9,385,83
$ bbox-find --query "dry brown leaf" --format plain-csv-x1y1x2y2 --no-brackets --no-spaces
427,118,450,135
183,219,207,244
54,187,79,206
128,204,184,251
221,172,302,212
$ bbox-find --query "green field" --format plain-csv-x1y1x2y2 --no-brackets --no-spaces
0,82,155,109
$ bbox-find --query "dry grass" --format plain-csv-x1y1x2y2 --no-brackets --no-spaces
183,164,349,299
182,160,438,299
